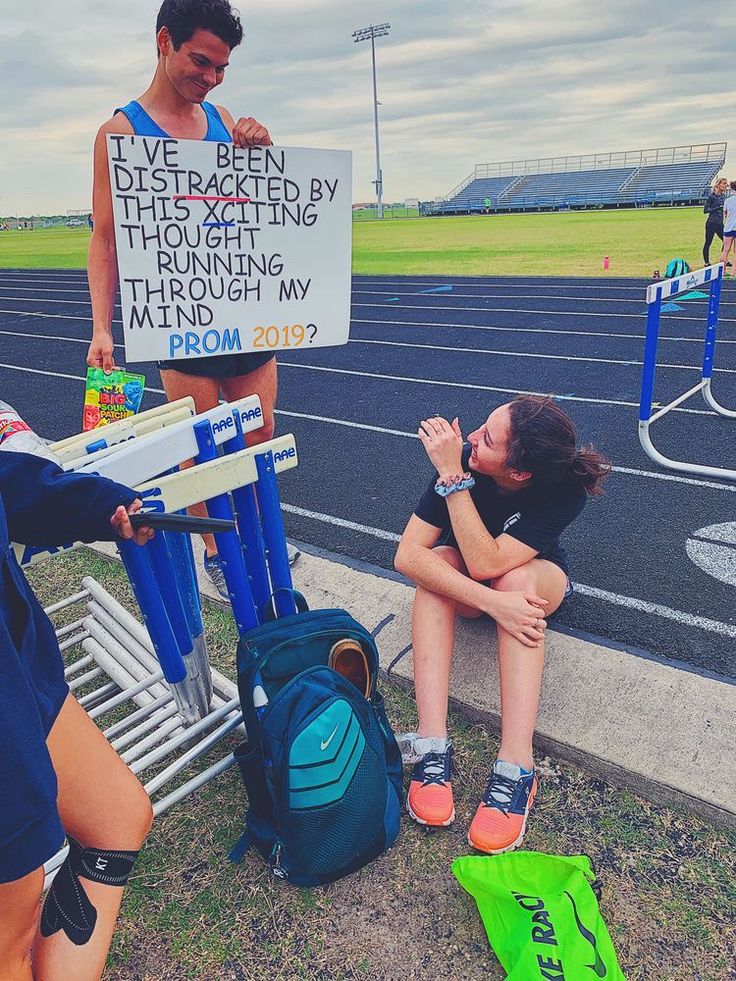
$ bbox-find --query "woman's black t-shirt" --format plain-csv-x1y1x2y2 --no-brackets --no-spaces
413,446,586,576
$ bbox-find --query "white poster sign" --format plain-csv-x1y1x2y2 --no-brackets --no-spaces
107,136,352,363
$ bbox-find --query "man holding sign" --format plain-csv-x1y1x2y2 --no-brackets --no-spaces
86,0,296,598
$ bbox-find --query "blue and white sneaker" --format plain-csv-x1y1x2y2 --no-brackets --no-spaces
203,551,230,603
468,760,537,854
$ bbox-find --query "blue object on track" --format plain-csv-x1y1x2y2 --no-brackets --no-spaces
420,285,453,294
660,301,684,312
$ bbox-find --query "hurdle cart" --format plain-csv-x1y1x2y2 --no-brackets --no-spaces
23,398,300,881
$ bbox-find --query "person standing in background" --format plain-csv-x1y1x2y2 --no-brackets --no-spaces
703,177,727,265
718,181,736,274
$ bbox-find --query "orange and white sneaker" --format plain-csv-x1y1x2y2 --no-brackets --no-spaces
406,741,455,827
468,760,537,854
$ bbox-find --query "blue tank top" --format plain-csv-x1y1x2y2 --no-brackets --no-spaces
115,100,231,142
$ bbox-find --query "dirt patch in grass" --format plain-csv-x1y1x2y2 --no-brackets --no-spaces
29,551,736,980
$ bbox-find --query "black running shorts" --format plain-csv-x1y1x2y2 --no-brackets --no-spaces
156,352,276,378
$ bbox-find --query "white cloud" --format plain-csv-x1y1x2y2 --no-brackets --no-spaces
0,0,734,214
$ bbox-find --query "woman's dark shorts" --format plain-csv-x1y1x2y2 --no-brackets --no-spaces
156,352,276,378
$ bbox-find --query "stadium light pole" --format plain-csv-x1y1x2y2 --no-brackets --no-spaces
352,23,390,218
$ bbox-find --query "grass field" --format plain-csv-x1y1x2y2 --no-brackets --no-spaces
0,206,712,277
29,551,736,981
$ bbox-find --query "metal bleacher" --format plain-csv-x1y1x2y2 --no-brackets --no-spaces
426,142,726,215
619,161,720,203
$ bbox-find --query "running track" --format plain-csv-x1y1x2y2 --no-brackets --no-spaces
1,269,734,679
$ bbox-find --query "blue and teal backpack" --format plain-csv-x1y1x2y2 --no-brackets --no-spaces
665,257,690,278
231,602,403,886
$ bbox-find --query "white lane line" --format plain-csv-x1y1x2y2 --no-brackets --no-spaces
572,584,736,639
0,306,729,349
281,503,736,638
0,357,715,416
354,289,656,305
279,412,736,491
0,328,123,348
0,308,113,323
0,283,665,305
2,327,727,376
4,272,736,303
282,504,402,541
0,276,88,285
0,285,90,294
276,360,715,415
350,337,736,373
351,279,649,291
1,292,733,326
2,361,733,492
0,295,91,305
354,316,736,345
0,274,645,290
276,408,416,439
0,362,166,393
353,302,736,324
612,466,736,492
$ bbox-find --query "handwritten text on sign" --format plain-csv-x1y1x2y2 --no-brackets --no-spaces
108,136,352,363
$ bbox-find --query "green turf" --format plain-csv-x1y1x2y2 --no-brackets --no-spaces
0,227,91,269
0,207,711,278
352,207,709,278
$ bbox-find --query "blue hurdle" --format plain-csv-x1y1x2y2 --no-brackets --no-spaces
639,262,736,480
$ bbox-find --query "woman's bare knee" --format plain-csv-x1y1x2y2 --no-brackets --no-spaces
97,779,153,851
493,564,535,593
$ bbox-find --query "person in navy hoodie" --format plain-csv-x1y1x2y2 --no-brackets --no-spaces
84,0,301,604
0,451,154,980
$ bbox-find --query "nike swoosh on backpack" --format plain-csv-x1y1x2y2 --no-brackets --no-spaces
321,724,340,751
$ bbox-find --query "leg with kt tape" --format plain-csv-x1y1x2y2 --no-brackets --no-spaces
193,420,259,634
118,541,200,724
40,837,138,946
222,413,270,621
256,450,297,618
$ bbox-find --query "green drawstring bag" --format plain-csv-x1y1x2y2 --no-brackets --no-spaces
453,852,625,980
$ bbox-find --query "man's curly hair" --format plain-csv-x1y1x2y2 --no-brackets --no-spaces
156,0,244,52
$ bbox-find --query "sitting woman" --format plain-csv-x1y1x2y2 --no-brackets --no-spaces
394,395,609,854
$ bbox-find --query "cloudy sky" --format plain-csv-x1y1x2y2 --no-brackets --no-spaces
2,0,735,215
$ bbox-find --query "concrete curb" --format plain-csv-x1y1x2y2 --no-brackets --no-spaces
89,539,736,829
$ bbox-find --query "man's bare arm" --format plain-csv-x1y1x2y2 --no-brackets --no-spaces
86,115,133,372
